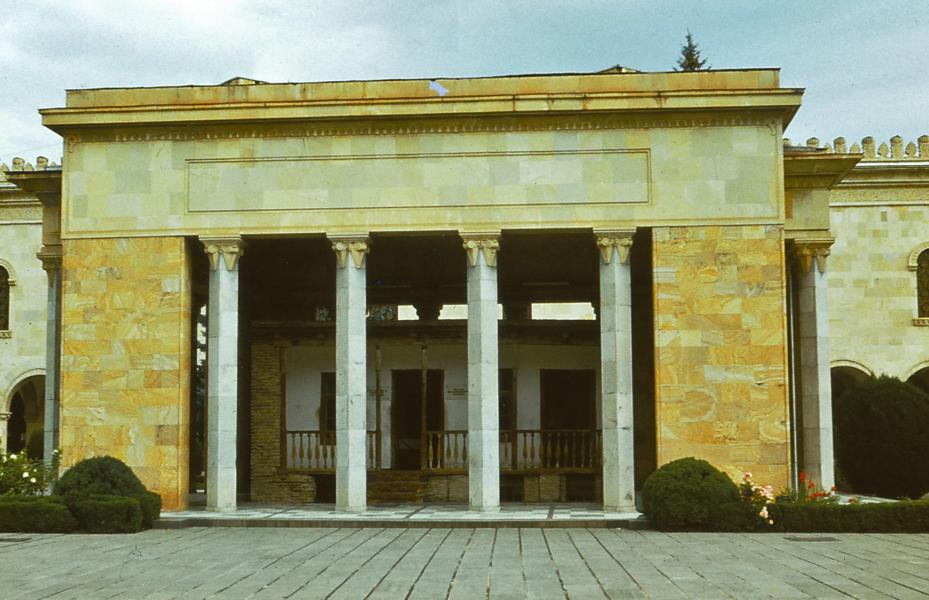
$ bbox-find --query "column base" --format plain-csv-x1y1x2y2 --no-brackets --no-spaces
603,503,638,514
468,504,500,513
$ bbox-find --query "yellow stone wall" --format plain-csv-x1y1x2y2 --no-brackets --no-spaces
59,236,191,510
652,225,791,489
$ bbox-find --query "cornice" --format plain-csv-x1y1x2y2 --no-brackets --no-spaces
61,112,783,146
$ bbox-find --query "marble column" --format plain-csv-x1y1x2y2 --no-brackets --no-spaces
330,235,369,512
595,230,637,513
37,251,62,464
793,239,835,492
462,233,500,511
202,237,245,511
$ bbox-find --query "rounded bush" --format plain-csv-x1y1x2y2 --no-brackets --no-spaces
834,375,929,499
642,457,743,531
54,456,147,499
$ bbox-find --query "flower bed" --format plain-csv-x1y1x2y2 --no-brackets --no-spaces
643,460,928,533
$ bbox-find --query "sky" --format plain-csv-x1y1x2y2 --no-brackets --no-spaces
1,0,927,162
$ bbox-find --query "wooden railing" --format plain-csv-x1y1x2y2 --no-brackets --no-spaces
285,430,381,471
422,430,468,471
500,429,602,472
287,429,600,473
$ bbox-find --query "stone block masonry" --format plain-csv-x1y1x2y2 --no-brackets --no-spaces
653,225,791,490
58,237,191,510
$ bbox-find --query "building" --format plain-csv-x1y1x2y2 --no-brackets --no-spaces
2,68,926,512
0,160,51,456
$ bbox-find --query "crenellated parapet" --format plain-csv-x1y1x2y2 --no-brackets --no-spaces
0,156,61,182
785,135,929,161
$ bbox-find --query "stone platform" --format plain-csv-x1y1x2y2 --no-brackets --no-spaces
155,503,646,529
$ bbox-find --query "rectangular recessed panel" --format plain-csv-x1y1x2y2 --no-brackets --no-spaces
187,149,650,213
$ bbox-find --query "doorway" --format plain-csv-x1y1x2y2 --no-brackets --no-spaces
391,369,444,470
540,369,596,429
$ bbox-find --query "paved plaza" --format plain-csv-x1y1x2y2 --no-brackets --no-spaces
1,528,928,599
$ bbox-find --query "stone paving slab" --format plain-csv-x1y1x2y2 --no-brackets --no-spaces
155,503,647,529
1,529,928,599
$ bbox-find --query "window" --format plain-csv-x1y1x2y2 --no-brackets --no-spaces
0,266,9,331
918,249,929,318
319,372,336,432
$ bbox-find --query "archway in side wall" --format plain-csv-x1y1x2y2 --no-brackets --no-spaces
905,363,929,396
4,375,45,456
830,362,872,405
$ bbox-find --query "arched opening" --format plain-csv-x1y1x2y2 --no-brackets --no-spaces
0,265,9,330
831,364,871,404
4,375,45,456
906,366,929,396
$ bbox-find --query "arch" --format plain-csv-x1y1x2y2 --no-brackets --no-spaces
830,362,872,403
829,359,874,378
905,361,929,396
3,367,45,413
907,241,929,270
0,259,17,286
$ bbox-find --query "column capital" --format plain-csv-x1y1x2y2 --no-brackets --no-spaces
201,236,246,271
792,237,834,274
36,247,63,273
460,232,501,267
328,234,370,269
594,228,636,265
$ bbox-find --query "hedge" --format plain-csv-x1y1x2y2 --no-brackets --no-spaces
769,500,929,533
0,496,78,533
70,495,144,534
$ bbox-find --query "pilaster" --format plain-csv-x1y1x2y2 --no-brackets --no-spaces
461,232,500,511
329,234,369,512
202,236,245,511
37,248,62,464
595,228,637,512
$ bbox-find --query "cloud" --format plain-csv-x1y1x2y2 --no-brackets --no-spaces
1,1,927,158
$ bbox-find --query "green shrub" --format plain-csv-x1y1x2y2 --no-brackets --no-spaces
54,456,147,499
834,375,929,498
769,500,929,533
70,495,143,534
642,457,747,531
0,495,77,533
54,456,161,531
135,491,162,528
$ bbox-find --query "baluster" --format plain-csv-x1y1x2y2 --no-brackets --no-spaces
462,432,468,467
427,433,435,469
297,433,305,469
288,434,295,468
540,432,547,469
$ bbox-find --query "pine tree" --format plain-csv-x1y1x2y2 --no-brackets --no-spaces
676,32,709,71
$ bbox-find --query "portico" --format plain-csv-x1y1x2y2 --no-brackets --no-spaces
37,68,807,512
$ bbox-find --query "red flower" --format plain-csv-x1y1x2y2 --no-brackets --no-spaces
799,471,806,482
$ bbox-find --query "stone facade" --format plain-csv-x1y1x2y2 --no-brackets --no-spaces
0,166,47,453
58,237,191,510
250,342,316,503
652,225,791,489
0,171,46,405
826,144,929,380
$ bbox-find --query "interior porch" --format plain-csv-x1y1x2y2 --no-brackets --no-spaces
190,228,656,509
